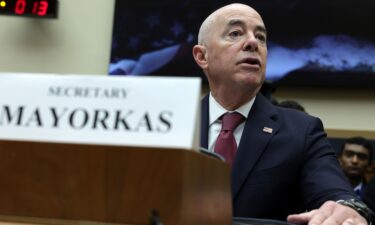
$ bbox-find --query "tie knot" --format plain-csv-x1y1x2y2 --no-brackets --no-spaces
221,112,245,131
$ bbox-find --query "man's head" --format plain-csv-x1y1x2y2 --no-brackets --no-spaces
192,3,267,103
338,137,373,182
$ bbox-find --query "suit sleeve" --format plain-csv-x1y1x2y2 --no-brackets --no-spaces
300,117,357,210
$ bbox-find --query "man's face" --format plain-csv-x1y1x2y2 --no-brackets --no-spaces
204,5,268,92
340,143,370,179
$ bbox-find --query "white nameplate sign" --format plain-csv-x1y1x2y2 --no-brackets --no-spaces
0,73,201,150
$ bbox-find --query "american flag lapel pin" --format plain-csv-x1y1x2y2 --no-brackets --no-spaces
262,127,273,134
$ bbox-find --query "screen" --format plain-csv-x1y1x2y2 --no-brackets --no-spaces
109,0,375,88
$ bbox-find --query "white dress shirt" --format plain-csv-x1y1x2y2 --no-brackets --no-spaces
208,93,255,152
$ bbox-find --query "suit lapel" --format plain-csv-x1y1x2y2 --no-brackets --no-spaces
200,93,281,200
231,94,280,200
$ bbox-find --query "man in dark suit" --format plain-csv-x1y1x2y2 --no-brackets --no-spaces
192,3,373,225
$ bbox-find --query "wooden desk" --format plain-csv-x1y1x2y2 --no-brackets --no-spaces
0,140,232,225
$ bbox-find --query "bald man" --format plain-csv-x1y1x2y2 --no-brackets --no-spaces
194,3,373,225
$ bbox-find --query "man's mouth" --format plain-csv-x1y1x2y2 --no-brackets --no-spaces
347,167,360,173
238,57,261,67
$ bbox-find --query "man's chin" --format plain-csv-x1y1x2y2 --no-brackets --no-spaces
347,172,362,179
237,74,263,87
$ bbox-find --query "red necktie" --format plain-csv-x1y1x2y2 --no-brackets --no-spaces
214,112,245,167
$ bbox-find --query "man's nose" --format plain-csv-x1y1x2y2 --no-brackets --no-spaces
351,155,359,163
242,34,258,52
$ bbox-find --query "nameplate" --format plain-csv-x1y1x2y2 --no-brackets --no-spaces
0,73,201,150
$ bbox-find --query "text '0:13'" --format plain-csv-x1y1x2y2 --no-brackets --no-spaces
0,0,57,18
14,0,49,16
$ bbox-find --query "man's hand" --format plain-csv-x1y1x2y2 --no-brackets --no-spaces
287,201,368,225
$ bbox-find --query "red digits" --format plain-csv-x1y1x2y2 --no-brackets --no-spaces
37,0,48,16
32,1,38,14
14,0,26,15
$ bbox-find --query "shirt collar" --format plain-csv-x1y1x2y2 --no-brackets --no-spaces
208,92,255,126
354,182,363,192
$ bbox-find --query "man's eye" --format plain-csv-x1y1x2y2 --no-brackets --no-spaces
229,31,241,38
256,34,267,42
358,154,369,161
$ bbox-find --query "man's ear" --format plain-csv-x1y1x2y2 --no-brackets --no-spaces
192,45,208,69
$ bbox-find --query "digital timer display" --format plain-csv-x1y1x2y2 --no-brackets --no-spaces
0,0,58,18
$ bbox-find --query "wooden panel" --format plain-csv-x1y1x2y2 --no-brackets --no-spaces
326,129,375,139
0,141,231,225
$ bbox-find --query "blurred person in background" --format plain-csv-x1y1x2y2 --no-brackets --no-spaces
338,137,373,200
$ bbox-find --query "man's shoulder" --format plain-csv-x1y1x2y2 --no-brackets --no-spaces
276,105,321,126
256,96,324,132
256,94,317,122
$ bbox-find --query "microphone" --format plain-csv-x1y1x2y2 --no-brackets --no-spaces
199,147,225,162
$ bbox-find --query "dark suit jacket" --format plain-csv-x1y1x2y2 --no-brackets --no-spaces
357,182,367,201
364,177,375,212
200,93,356,220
